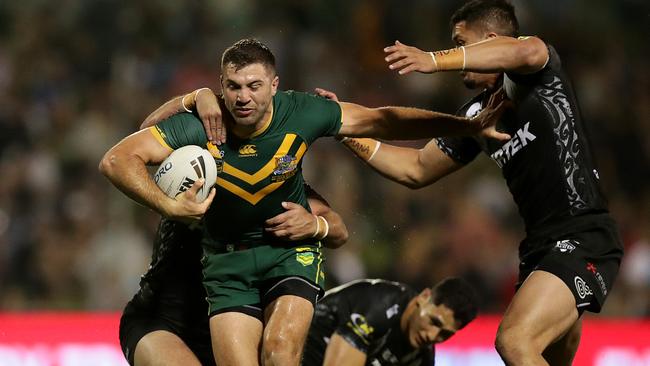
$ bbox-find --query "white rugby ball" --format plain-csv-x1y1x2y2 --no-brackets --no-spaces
153,145,218,202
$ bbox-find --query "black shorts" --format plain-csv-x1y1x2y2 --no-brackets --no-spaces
119,290,215,366
517,221,623,313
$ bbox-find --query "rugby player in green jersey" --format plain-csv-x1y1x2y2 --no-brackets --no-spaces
100,38,507,366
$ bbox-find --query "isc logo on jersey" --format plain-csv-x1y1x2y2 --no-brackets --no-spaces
153,145,218,202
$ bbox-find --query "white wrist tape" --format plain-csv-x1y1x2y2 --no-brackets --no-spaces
461,46,466,71
429,51,439,71
181,93,192,113
312,215,320,238
320,216,329,239
368,141,382,162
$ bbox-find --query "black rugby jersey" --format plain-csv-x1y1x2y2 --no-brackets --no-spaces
437,44,611,241
303,279,434,366
136,219,206,306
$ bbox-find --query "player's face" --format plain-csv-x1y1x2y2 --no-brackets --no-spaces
221,62,279,128
452,21,501,90
406,290,459,348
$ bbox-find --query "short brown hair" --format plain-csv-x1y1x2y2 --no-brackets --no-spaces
221,38,276,73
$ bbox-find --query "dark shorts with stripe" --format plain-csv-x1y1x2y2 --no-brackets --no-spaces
517,219,623,313
118,286,215,366
202,243,325,319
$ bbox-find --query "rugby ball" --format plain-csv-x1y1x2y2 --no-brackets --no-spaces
153,145,218,202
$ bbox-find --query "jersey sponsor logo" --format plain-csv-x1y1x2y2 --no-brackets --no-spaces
347,313,374,342
271,154,299,182
574,276,593,299
490,121,537,168
587,262,608,296
238,144,258,157
554,239,577,253
386,304,400,319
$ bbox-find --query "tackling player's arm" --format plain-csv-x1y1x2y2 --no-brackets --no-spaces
306,187,348,249
335,88,510,142
385,36,548,75
265,187,348,248
336,101,508,141
343,137,464,189
98,128,215,221
140,88,225,144
322,334,367,366
314,88,467,189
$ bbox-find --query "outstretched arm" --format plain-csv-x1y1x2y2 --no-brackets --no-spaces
336,97,509,141
384,36,548,75
314,87,467,188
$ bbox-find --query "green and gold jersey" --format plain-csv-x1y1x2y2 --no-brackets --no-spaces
150,90,342,249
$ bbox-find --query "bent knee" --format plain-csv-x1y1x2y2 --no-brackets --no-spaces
262,336,303,365
495,325,537,361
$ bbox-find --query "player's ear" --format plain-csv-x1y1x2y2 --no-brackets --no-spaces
418,288,433,305
271,75,279,96
486,32,498,39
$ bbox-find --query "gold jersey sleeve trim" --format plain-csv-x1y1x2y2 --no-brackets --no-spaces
148,127,173,151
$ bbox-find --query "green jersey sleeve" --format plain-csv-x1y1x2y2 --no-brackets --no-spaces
151,112,208,149
285,91,342,144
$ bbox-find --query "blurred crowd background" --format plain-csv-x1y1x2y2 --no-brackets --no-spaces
0,0,647,317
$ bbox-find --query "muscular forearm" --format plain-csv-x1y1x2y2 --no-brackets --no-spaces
342,138,427,188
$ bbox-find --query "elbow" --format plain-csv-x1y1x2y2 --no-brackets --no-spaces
98,153,112,177
404,181,425,190
339,226,349,246
99,150,120,178
518,38,548,71
403,171,435,190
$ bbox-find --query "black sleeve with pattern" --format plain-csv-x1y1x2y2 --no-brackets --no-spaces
436,137,481,165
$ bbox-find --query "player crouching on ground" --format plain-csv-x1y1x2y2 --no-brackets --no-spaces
302,277,479,365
